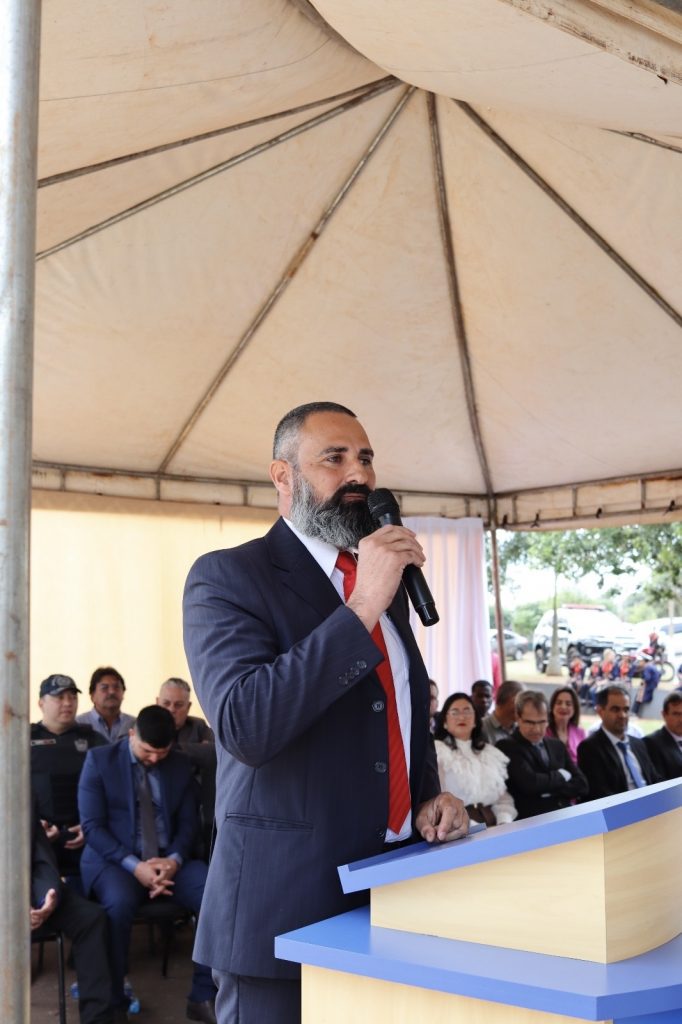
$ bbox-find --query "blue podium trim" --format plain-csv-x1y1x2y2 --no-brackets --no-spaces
338,779,682,893
276,905,682,1021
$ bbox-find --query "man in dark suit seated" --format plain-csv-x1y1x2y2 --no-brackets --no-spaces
31,806,117,1023
183,401,468,1024
644,691,682,780
577,684,661,800
497,691,587,818
156,677,216,857
78,706,216,1023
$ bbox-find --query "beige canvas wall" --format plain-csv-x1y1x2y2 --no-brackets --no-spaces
29,491,276,721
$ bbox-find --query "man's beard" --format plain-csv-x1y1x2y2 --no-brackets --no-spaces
289,472,376,548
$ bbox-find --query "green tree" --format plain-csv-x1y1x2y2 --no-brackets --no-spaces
498,528,642,674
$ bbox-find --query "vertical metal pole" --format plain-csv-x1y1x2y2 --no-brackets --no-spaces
0,0,41,1019
489,523,507,685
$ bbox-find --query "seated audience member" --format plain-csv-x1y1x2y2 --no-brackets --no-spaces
644,691,682,780
77,667,136,743
481,680,524,745
577,685,660,801
157,677,217,856
600,649,619,681
618,653,636,682
470,679,493,722
428,680,439,733
31,805,117,1024
31,674,106,879
497,691,587,819
78,706,217,1023
546,686,585,766
632,654,661,716
568,656,587,692
156,677,215,762
434,693,516,827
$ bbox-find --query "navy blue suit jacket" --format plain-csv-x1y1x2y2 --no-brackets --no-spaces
645,727,682,781
577,728,661,801
78,738,199,895
183,517,439,978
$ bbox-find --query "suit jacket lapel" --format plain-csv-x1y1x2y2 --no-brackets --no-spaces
118,739,137,841
597,729,628,783
662,728,682,765
266,518,341,622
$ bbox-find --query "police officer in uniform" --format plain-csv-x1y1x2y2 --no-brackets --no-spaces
31,674,106,878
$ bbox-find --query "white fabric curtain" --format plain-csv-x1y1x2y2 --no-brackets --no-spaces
404,516,490,698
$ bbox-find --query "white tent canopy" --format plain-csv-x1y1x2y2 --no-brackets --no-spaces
34,0,682,528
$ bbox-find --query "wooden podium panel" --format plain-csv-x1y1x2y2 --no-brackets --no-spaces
371,807,682,963
303,966,604,1024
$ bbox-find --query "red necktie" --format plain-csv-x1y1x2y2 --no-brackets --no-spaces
336,551,411,834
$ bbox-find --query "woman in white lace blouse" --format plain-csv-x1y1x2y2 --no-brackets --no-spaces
434,692,517,827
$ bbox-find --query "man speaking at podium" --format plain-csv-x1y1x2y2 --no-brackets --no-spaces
183,401,467,1024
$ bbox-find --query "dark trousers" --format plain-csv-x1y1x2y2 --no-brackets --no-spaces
91,859,215,1008
38,886,114,1024
212,970,301,1024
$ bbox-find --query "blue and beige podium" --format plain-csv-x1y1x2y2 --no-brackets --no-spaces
276,780,682,1023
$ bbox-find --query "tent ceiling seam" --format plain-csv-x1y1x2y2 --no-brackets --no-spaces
35,80,403,263
455,100,682,330
37,77,400,188
428,92,495,505
157,85,416,474
607,129,682,155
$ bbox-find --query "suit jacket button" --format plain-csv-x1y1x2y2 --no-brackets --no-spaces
376,828,386,840
372,700,385,713
374,761,387,773
338,674,349,686
357,660,367,670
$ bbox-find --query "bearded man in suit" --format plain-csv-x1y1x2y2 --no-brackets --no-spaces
183,401,468,1024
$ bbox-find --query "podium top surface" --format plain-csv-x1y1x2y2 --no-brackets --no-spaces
338,779,682,894
276,906,682,1021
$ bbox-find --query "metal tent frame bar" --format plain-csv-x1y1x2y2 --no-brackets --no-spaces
0,0,40,1020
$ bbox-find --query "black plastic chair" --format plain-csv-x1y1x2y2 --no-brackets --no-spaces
134,900,195,977
32,927,67,1024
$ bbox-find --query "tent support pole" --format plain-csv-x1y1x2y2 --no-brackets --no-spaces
489,520,507,685
0,0,40,1019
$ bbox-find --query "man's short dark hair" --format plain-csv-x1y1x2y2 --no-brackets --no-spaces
595,684,629,709
272,402,356,463
516,690,547,717
663,691,682,713
135,706,175,748
496,680,524,707
472,679,492,692
89,666,125,695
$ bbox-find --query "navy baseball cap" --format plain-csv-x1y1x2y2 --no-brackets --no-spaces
39,674,81,698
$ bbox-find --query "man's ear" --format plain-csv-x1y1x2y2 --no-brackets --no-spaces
269,459,293,498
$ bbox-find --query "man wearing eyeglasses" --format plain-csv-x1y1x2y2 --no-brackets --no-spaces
497,691,587,818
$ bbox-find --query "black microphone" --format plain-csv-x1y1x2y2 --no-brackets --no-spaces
366,488,439,627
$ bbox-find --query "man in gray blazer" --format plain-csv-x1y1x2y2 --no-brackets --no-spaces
183,401,468,1024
